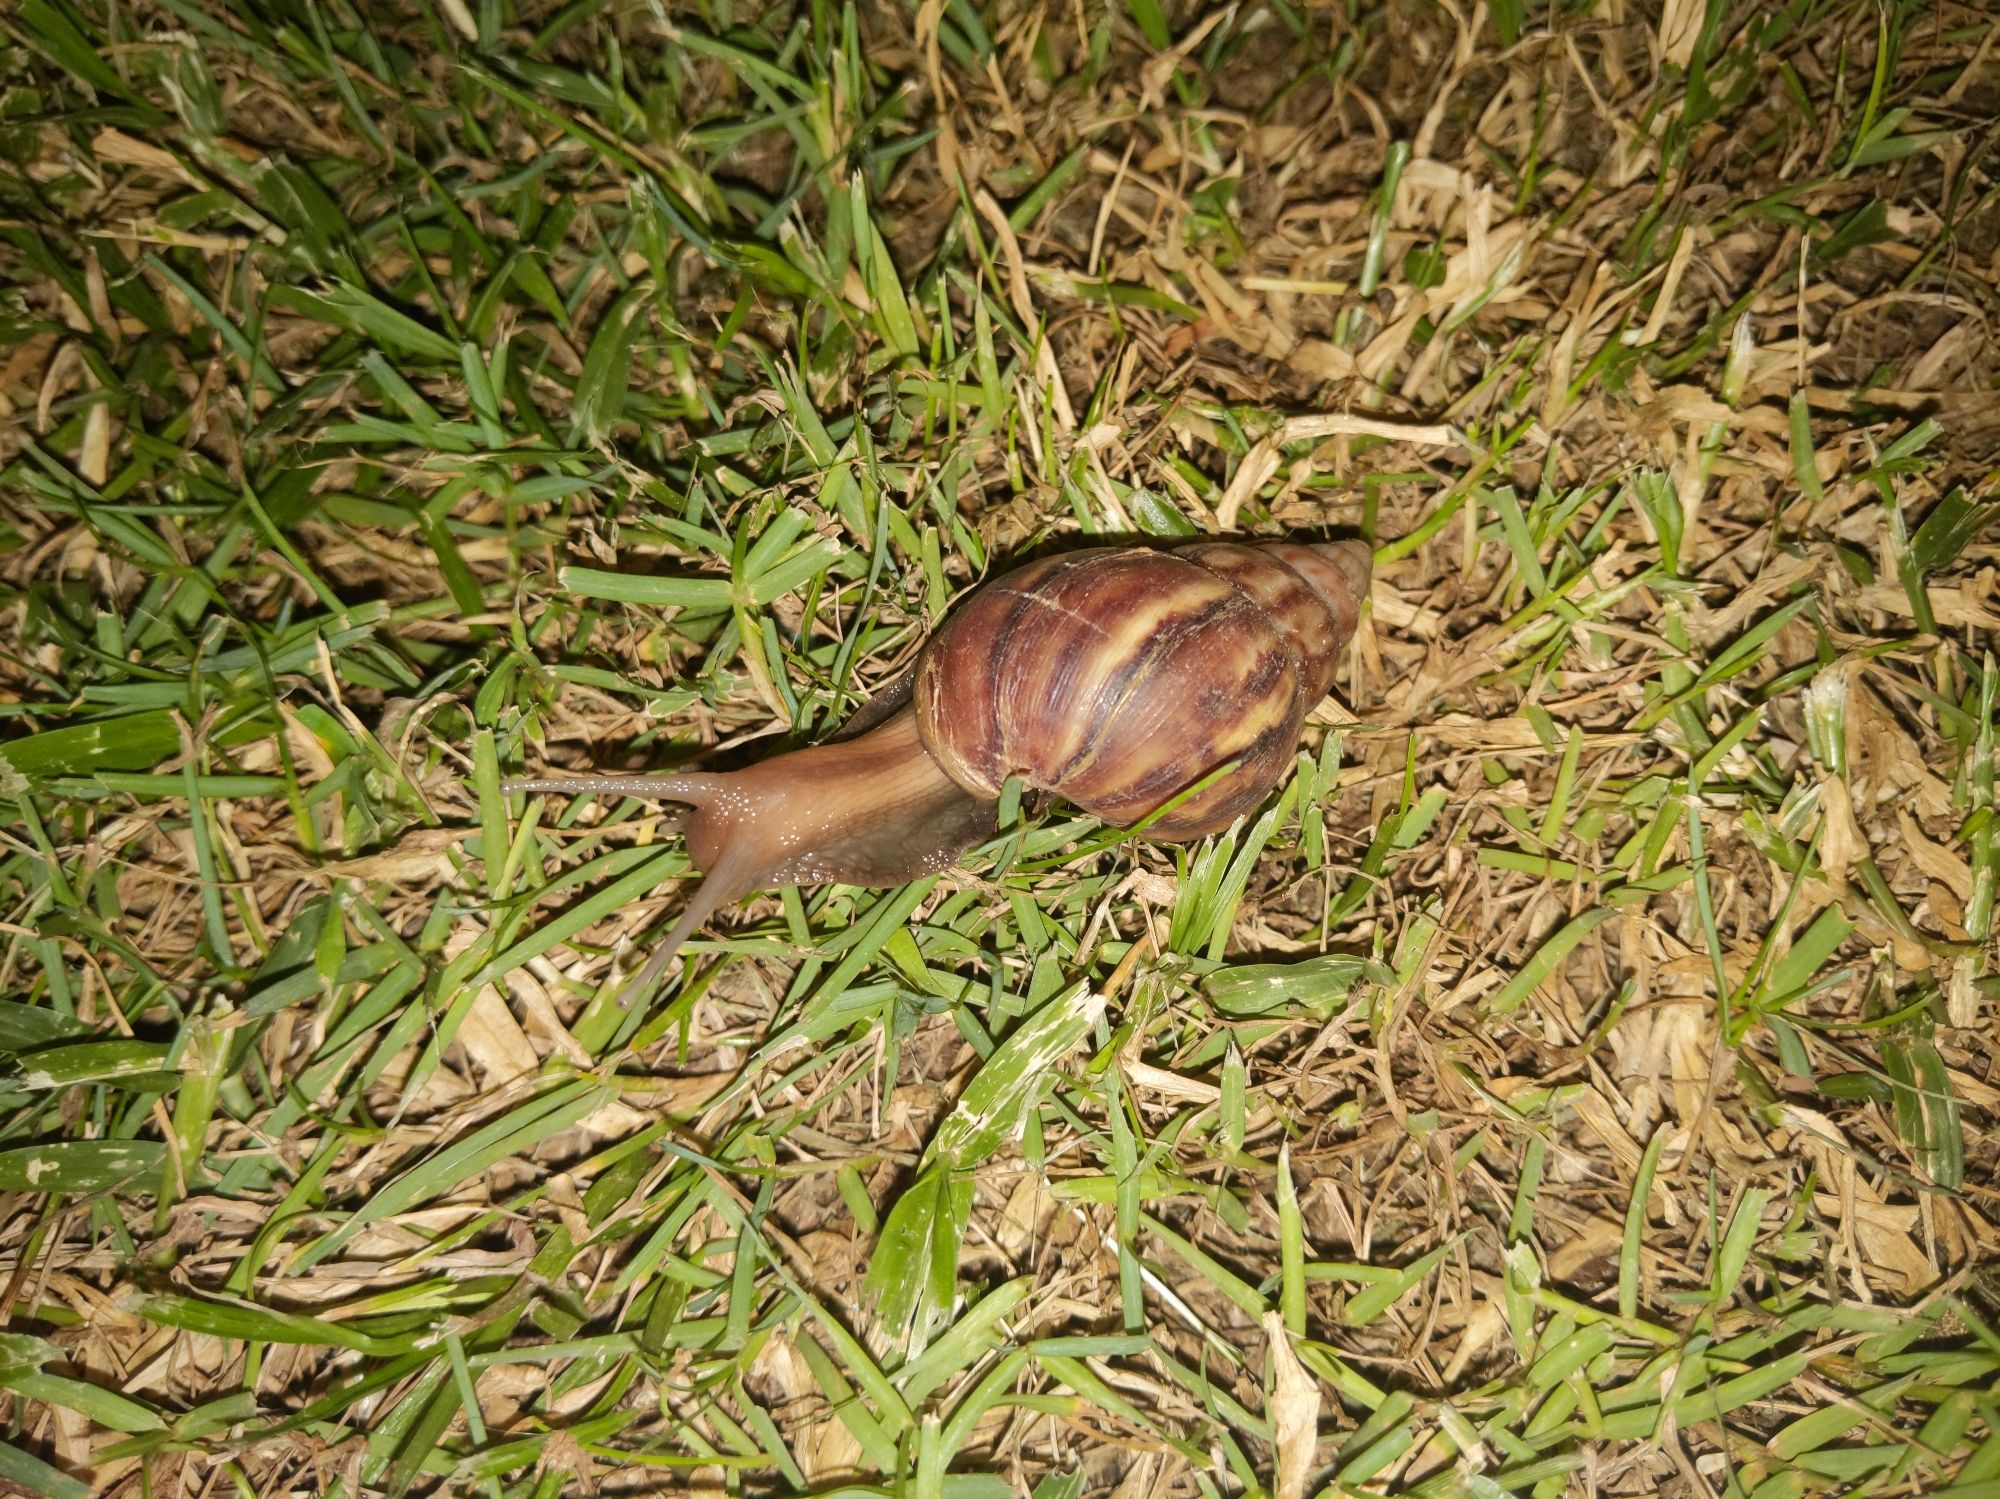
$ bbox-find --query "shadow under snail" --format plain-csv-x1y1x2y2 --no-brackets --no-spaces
504,539,1371,993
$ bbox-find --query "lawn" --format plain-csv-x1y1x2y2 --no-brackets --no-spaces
0,0,1996,1495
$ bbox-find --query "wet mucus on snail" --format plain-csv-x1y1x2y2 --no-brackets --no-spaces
504,538,1372,993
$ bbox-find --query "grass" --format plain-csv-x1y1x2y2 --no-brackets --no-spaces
0,0,1996,1494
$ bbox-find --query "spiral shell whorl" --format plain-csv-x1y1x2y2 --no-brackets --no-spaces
913,540,1367,841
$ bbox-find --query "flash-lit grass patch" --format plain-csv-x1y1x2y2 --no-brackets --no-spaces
0,0,1995,1495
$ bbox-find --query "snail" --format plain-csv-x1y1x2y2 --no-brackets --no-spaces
505,539,1371,992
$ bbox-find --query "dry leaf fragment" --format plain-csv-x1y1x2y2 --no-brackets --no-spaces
456,985,541,1089
1895,809,1975,902
1815,777,1868,887
91,127,190,178
1122,1060,1222,1104
1657,0,1707,67
1263,1311,1321,1499
437,0,478,40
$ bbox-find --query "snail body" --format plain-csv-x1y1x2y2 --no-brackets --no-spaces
506,539,1369,987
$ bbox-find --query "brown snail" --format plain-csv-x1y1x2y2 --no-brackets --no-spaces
505,539,1371,990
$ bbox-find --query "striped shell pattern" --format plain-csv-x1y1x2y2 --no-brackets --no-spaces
912,541,1369,840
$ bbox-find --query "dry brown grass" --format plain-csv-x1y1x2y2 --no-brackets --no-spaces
0,0,1994,1494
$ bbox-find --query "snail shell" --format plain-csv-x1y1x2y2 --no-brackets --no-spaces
504,538,1370,986
917,541,1367,838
